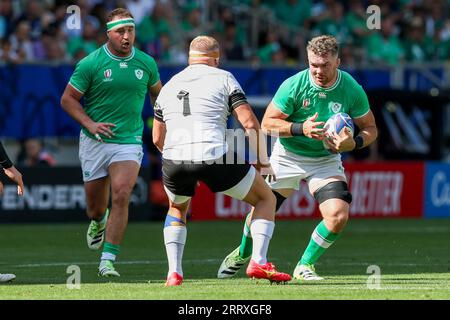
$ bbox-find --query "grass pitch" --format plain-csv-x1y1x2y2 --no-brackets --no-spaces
0,218,449,300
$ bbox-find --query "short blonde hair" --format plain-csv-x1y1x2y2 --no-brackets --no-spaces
189,36,219,54
307,35,339,57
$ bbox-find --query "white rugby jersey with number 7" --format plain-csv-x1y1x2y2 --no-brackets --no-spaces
154,64,248,161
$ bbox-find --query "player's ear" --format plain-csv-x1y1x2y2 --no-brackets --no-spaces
336,57,340,68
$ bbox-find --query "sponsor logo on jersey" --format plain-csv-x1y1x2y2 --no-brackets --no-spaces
329,101,342,113
103,69,113,82
135,69,143,80
119,62,128,68
318,92,326,99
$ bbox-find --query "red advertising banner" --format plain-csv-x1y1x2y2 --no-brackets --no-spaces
190,162,425,220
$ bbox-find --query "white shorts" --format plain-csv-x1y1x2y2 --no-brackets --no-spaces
79,131,143,182
268,139,346,191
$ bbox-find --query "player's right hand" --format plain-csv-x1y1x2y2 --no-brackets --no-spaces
302,112,325,140
256,163,276,183
87,122,116,142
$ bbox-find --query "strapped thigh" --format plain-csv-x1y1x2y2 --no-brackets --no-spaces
313,181,352,204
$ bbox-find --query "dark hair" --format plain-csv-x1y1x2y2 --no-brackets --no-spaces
106,8,134,23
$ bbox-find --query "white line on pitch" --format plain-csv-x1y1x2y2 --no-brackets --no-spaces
10,259,222,268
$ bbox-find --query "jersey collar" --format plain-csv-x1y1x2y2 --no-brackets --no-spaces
308,69,341,91
103,44,135,61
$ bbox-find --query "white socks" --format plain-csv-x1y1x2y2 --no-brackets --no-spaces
164,226,187,277
250,219,275,264
101,252,116,262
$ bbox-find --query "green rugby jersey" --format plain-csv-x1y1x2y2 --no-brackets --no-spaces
272,69,370,157
69,44,160,144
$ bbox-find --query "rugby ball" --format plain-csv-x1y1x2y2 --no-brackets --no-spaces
323,113,354,150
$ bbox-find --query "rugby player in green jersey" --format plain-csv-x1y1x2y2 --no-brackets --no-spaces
218,35,378,281
61,8,162,277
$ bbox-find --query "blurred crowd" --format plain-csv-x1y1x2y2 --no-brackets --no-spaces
0,0,450,66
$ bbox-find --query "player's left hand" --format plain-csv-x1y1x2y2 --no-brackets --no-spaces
323,127,356,153
3,166,24,196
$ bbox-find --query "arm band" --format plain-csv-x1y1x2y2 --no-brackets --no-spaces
0,142,13,169
228,91,248,112
353,135,364,150
290,122,304,136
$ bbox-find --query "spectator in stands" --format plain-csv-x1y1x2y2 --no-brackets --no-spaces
17,138,56,167
15,0,43,40
0,0,15,40
3,0,450,66
137,1,171,58
425,1,447,39
365,15,405,65
62,0,100,39
436,18,450,61
35,26,68,62
311,2,350,45
256,30,282,63
273,0,312,30
345,0,372,48
213,7,247,61
180,2,206,40
8,20,35,62
310,0,336,24
221,21,245,61
404,17,436,62
67,19,99,60
0,38,22,63
125,0,155,25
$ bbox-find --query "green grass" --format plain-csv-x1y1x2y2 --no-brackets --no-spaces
0,219,449,299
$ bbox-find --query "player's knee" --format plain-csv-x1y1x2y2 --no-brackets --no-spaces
323,206,349,232
332,210,349,230
168,201,190,217
112,187,131,207
314,181,352,204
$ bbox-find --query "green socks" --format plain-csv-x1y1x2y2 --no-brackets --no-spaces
299,220,340,266
237,216,342,266
101,242,120,262
238,212,253,259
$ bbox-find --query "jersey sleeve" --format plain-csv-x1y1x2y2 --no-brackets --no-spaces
225,73,248,112
0,141,13,169
146,56,161,87
350,85,371,118
68,57,92,94
272,77,295,116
